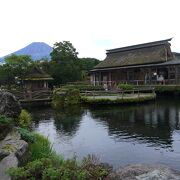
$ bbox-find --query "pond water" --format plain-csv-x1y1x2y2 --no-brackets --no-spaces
31,97,180,170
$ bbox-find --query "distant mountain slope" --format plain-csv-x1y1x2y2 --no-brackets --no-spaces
0,42,53,63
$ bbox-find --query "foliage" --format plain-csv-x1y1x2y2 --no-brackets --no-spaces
0,54,34,86
49,41,81,84
52,89,66,108
0,114,13,125
52,88,80,108
78,58,100,71
17,127,36,143
50,41,78,63
49,41,100,84
8,155,110,180
8,130,110,180
118,83,134,90
66,89,81,105
17,109,32,128
78,58,100,80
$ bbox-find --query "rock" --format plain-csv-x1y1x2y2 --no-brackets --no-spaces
0,130,28,163
0,149,9,161
0,91,21,118
0,153,18,180
107,164,180,180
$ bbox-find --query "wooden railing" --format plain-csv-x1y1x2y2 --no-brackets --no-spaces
6,89,52,102
81,87,155,99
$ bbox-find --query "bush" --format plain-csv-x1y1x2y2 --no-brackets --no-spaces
66,89,81,105
17,127,36,143
118,83,134,90
52,88,80,108
52,90,66,108
0,114,13,126
8,156,110,180
17,109,32,128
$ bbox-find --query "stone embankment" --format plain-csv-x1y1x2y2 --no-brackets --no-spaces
107,164,180,180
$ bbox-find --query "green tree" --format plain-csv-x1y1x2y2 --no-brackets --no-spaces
4,54,33,78
79,58,100,71
50,41,81,84
0,54,34,86
50,41,78,63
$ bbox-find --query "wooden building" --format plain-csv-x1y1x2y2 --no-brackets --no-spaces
21,66,53,91
90,38,180,86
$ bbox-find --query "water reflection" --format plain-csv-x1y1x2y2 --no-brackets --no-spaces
31,97,180,169
53,106,84,136
89,102,175,148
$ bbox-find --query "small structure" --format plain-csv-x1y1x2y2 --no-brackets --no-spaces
20,67,53,100
90,38,180,86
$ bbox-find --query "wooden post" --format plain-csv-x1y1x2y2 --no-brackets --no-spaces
127,71,129,83
149,68,152,84
167,67,170,85
109,71,112,87
175,66,178,85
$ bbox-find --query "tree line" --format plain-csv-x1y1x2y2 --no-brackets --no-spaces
0,41,100,86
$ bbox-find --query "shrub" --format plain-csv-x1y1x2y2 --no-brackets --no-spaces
118,83,134,90
66,89,80,105
17,109,32,128
8,156,110,180
52,92,66,108
0,114,13,126
17,127,36,143
52,88,80,108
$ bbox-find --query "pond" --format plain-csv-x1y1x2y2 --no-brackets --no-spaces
31,97,180,170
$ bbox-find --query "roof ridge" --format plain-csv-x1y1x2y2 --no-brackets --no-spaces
106,38,172,54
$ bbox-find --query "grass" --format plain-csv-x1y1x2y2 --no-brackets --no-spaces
29,133,63,162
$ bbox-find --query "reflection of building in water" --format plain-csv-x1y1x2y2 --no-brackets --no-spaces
89,100,180,148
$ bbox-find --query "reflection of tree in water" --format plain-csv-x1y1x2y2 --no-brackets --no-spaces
30,107,53,128
53,106,84,136
89,99,180,149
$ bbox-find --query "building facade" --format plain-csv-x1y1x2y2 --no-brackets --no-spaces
90,38,180,86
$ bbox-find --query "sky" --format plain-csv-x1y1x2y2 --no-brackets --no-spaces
0,0,180,60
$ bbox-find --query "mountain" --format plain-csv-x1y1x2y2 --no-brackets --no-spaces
0,42,53,63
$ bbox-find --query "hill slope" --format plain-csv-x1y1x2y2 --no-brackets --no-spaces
0,42,53,63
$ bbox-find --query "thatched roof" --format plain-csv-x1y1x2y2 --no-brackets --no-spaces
21,67,53,81
94,38,173,69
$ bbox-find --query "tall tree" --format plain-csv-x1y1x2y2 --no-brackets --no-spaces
50,41,78,63
50,41,81,84
5,54,33,77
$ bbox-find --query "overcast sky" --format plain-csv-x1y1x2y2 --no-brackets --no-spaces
0,0,180,60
